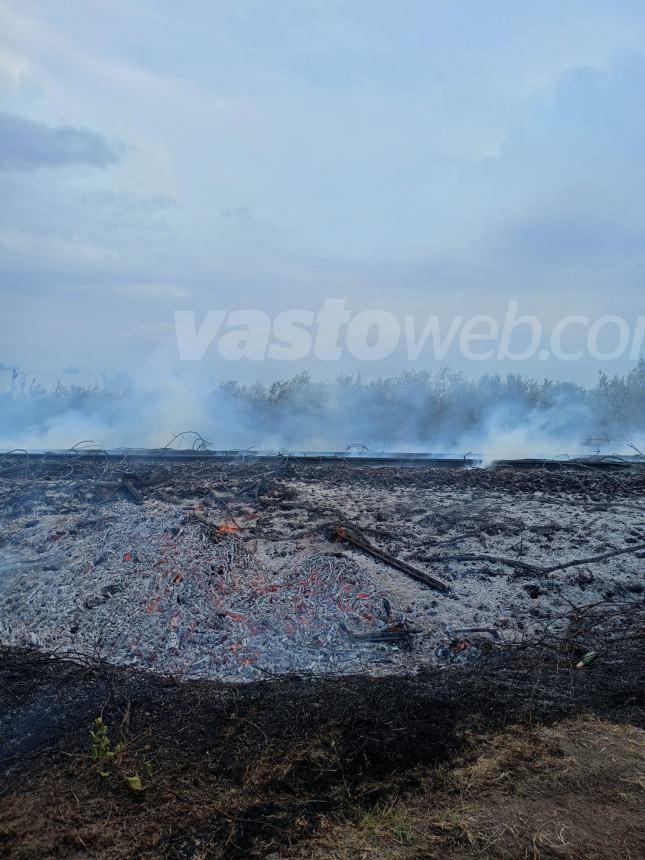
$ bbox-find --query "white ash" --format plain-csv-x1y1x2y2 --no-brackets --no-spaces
1,461,643,681
0,501,411,680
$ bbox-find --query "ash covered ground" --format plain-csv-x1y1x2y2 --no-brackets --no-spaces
1,455,643,681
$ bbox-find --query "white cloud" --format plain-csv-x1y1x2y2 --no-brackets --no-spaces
0,228,116,266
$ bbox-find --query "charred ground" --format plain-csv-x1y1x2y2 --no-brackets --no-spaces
1,633,644,858
0,456,644,857
1,456,644,677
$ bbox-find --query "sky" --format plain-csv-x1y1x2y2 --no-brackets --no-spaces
1,0,644,385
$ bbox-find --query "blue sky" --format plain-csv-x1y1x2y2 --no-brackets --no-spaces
1,0,644,382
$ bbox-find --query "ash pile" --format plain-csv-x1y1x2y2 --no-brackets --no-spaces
1,451,644,681
0,500,416,681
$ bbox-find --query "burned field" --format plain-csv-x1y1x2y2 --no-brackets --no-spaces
1,454,644,678
1,454,644,857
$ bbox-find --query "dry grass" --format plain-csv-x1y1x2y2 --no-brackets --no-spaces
293,716,645,859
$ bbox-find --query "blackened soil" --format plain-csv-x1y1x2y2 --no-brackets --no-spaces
1,638,643,858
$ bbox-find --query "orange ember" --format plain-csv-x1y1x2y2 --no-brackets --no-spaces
217,522,239,534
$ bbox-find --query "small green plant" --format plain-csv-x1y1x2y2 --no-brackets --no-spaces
89,717,124,776
89,717,144,791
125,774,143,792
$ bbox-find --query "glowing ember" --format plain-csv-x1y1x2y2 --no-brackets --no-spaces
217,522,239,534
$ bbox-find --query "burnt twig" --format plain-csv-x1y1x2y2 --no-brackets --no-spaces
428,543,645,577
333,524,449,593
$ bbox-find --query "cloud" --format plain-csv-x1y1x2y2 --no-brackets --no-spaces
0,228,116,268
113,282,190,301
82,190,177,213
499,213,645,270
0,111,121,172
0,45,29,86
221,206,255,224
480,53,645,208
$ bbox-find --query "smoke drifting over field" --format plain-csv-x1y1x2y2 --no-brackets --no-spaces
1,364,644,458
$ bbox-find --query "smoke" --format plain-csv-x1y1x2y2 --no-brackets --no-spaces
0,363,643,457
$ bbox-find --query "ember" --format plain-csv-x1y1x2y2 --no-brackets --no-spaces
217,522,239,534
